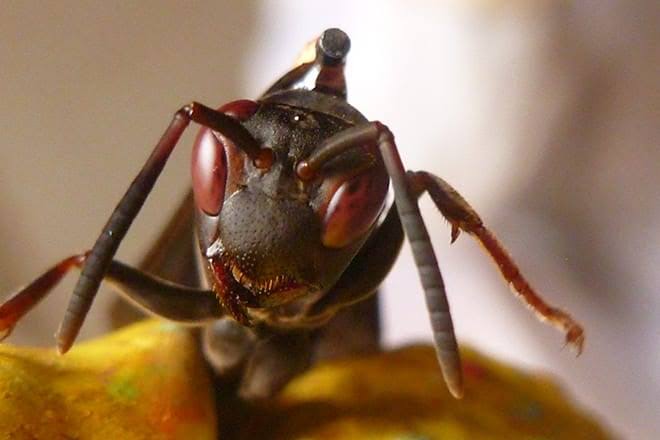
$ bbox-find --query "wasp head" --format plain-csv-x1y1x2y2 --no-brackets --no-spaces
191,29,389,324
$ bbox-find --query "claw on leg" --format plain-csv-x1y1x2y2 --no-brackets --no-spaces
473,225,584,354
450,223,461,244
409,171,585,354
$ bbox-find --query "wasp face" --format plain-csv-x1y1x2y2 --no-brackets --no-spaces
191,97,388,323
190,28,387,323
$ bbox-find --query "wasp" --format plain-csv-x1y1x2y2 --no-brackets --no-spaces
0,29,583,400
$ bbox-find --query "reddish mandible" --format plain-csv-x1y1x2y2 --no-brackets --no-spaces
0,29,584,400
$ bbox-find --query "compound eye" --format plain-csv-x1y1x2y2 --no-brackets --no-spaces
322,168,388,248
219,99,259,120
191,100,258,216
192,127,227,216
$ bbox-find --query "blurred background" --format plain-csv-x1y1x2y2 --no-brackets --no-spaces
1,1,657,438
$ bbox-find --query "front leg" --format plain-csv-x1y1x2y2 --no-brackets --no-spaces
202,318,314,401
238,330,313,400
0,253,223,343
407,171,585,352
202,317,256,378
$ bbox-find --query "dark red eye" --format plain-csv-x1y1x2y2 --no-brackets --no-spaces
192,127,227,215
322,167,389,248
218,99,259,120
191,100,258,216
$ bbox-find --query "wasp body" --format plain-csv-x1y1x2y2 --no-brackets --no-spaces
0,29,583,400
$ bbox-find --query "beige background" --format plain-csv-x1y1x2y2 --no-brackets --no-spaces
1,1,658,438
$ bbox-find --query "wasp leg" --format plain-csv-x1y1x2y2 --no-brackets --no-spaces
238,331,313,400
263,28,349,99
313,294,381,361
202,317,256,378
103,258,222,323
407,170,585,354
0,254,85,341
0,253,222,345
110,190,198,330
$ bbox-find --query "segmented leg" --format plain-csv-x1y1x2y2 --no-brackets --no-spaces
202,317,256,377
110,191,199,330
313,294,382,362
0,253,223,344
238,331,313,400
408,171,585,354
0,254,86,340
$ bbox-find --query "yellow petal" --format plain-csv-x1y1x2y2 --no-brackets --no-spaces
0,321,216,440
0,321,611,439
235,346,611,439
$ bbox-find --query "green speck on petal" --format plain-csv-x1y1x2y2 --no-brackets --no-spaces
107,376,139,402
